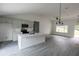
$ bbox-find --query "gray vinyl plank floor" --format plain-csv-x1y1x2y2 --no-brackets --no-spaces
1,35,79,56
0,41,19,56
12,36,79,56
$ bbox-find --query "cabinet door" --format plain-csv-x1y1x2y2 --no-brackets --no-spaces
0,23,12,41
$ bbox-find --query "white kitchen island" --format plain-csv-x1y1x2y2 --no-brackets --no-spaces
18,34,46,49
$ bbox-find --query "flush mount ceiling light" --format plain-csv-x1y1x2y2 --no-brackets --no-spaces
56,3,63,25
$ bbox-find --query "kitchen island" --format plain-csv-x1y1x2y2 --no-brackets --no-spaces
18,34,46,49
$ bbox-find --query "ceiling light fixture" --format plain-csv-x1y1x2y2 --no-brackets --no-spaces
56,3,63,25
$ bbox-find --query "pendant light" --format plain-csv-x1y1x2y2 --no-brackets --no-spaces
56,3,63,25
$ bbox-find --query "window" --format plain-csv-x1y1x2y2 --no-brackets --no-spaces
56,25,68,33
74,25,79,37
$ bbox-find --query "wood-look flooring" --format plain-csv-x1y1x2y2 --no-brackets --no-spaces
12,35,79,56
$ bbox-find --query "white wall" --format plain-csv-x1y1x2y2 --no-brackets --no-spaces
51,19,77,37
0,16,52,41
5,15,52,34
39,18,52,34
1,14,77,39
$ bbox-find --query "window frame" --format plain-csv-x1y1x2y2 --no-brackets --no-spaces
56,25,68,33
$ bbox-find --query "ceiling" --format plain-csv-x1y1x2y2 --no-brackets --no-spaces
0,3,79,20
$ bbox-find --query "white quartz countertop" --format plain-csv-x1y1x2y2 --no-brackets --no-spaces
18,33,46,38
